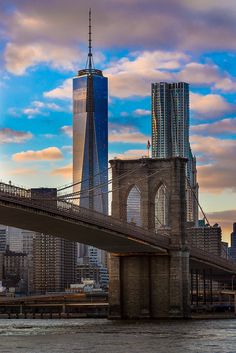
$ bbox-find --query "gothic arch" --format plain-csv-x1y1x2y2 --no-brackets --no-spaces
154,183,169,230
126,185,142,226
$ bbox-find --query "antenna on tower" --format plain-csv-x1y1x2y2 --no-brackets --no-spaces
86,8,94,71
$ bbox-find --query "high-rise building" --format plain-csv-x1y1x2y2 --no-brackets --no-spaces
188,223,222,256
73,10,108,213
31,188,77,294
73,10,108,268
229,223,236,260
151,82,198,223
33,233,77,294
0,226,7,253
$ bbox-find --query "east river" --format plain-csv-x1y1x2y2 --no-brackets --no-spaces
0,318,236,353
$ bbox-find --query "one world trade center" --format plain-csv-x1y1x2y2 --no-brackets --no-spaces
73,10,108,215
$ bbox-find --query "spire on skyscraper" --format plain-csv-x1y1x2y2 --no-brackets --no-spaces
86,8,94,71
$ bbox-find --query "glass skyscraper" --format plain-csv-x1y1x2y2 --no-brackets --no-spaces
73,10,108,265
73,13,108,214
151,82,198,223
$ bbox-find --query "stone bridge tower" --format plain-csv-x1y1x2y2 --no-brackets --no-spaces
109,157,190,319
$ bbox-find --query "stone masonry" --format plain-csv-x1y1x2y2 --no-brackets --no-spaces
108,157,190,319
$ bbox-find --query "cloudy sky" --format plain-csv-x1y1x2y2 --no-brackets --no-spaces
0,0,235,241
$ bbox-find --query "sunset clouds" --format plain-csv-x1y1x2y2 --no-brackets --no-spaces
0,0,236,238
12,147,63,162
0,128,33,144
191,135,236,192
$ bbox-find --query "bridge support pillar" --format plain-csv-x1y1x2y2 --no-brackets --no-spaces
169,248,190,318
108,250,190,319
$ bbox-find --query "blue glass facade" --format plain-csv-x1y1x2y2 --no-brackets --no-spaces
73,71,108,214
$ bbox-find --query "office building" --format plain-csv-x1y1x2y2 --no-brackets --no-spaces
229,223,236,260
2,247,28,294
73,10,108,266
31,188,77,294
0,226,7,253
73,10,108,212
188,223,222,256
151,82,198,223
33,233,77,293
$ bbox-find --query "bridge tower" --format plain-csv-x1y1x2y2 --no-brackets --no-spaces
109,157,190,319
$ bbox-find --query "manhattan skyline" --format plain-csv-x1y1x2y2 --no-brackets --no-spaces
0,1,236,241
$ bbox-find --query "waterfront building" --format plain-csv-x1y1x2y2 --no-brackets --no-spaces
33,233,76,294
151,82,198,223
2,247,28,294
188,223,222,256
0,226,7,253
73,10,108,266
31,188,77,294
76,262,100,285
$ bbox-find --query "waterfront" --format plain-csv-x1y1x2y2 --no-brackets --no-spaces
0,319,236,353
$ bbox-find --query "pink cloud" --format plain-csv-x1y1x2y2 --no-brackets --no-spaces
109,124,149,144
12,147,63,162
190,93,234,117
191,135,236,193
51,163,72,178
191,118,236,136
207,209,236,239
110,149,148,160
0,128,33,144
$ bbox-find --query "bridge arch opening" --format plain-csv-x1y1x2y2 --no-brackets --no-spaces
126,185,142,226
155,184,169,229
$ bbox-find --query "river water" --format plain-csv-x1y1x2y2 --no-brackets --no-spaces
0,318,236,353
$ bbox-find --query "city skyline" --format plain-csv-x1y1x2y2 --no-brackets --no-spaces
0,1,236,241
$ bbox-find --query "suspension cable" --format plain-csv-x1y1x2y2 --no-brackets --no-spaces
185,176,210,226
64,167,167,201
57,166,112,192
58,163,144,199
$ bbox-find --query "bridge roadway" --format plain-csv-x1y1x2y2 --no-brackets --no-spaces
0,182,236,275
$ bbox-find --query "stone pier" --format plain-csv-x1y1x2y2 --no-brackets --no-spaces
109,157,190,319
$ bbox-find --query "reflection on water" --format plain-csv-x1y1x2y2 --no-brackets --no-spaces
0,318,236,353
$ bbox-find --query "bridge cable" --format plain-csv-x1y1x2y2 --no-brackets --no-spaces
57,166,112,192
185,176,210,226
58,163,145,199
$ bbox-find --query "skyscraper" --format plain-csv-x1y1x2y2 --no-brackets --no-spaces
31,188,76,294
73,10,108,266
73,9,108,214
151,82,198,223
229,223,236,261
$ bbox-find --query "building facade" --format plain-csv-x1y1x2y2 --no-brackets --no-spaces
33,233,76,294
229,223,236,260
188,224,222,256
31,188,77,294
73,11,108,267
2,247,28,294
151,82,198,223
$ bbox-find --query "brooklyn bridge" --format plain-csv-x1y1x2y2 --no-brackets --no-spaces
0,157,235,319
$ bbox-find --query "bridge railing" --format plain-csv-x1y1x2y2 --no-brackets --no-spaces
0,183,170,249
190,246,236,271
0,182,30,198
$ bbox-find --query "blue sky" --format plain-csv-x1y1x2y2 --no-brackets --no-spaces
0,0,236,240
